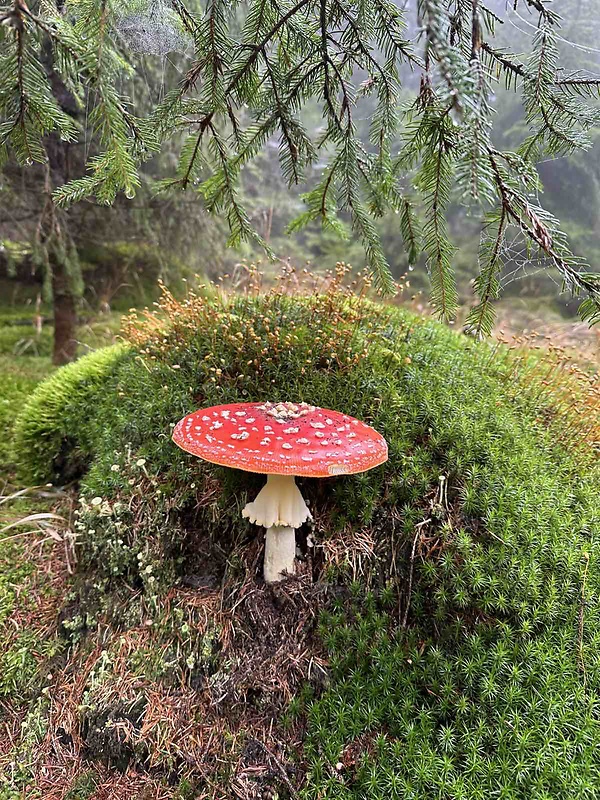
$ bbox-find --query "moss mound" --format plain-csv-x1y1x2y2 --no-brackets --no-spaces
12,343,129,484
10,287,600,798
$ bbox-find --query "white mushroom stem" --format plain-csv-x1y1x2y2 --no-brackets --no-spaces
242,474,312,583
263,526,297,585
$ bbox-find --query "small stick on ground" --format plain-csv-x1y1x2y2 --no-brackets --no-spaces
254,738,300,799
402,519,430,629
578,552,590,687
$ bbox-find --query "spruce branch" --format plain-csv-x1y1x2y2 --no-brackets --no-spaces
2,0,599,321
487,150,600,326
464,204,508,337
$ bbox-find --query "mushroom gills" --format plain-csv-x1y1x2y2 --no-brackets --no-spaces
242,474,312,583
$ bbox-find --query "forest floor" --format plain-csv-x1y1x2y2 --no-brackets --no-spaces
2,288,596,537
0,290,597,799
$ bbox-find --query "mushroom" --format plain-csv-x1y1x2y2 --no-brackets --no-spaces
172,401,388,583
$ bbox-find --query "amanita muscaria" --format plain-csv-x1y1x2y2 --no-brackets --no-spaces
173,401,388,583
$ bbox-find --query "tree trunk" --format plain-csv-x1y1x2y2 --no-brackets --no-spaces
44,45,81,365
52,257,78,365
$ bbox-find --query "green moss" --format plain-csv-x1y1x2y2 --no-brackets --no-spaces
9,291,600,797
12,343,130,484
0,355,51,473
63,771,100,800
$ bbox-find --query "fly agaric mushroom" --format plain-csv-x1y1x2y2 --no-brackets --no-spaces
172,401,388,583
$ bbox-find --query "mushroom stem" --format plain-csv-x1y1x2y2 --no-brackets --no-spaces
242,474,312,583
264,525,296,583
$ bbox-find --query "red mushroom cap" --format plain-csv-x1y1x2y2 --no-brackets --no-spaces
172,401,388,477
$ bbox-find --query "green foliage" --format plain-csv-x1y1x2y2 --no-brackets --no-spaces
0,354,50,472
464,205,507,337
79,241,189,311
12,343,129,484
0,21,78,167
1,0,600,321
410,109,458,320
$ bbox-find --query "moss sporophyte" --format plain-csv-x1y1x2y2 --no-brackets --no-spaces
173,401,388,582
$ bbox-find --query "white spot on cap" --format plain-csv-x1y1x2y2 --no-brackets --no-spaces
231,431,250,441
314,432,325,438
282,443,292,450
296,438,309,444
328,464,348,475
310,422,326,429
283,427,299,434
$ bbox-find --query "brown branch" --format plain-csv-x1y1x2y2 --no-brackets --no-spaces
488,148,600,299
483,43,600,90
555,76,600,88
471,0,482,62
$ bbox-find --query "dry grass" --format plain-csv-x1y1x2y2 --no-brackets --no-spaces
494,305,600,372
487,329,600,458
